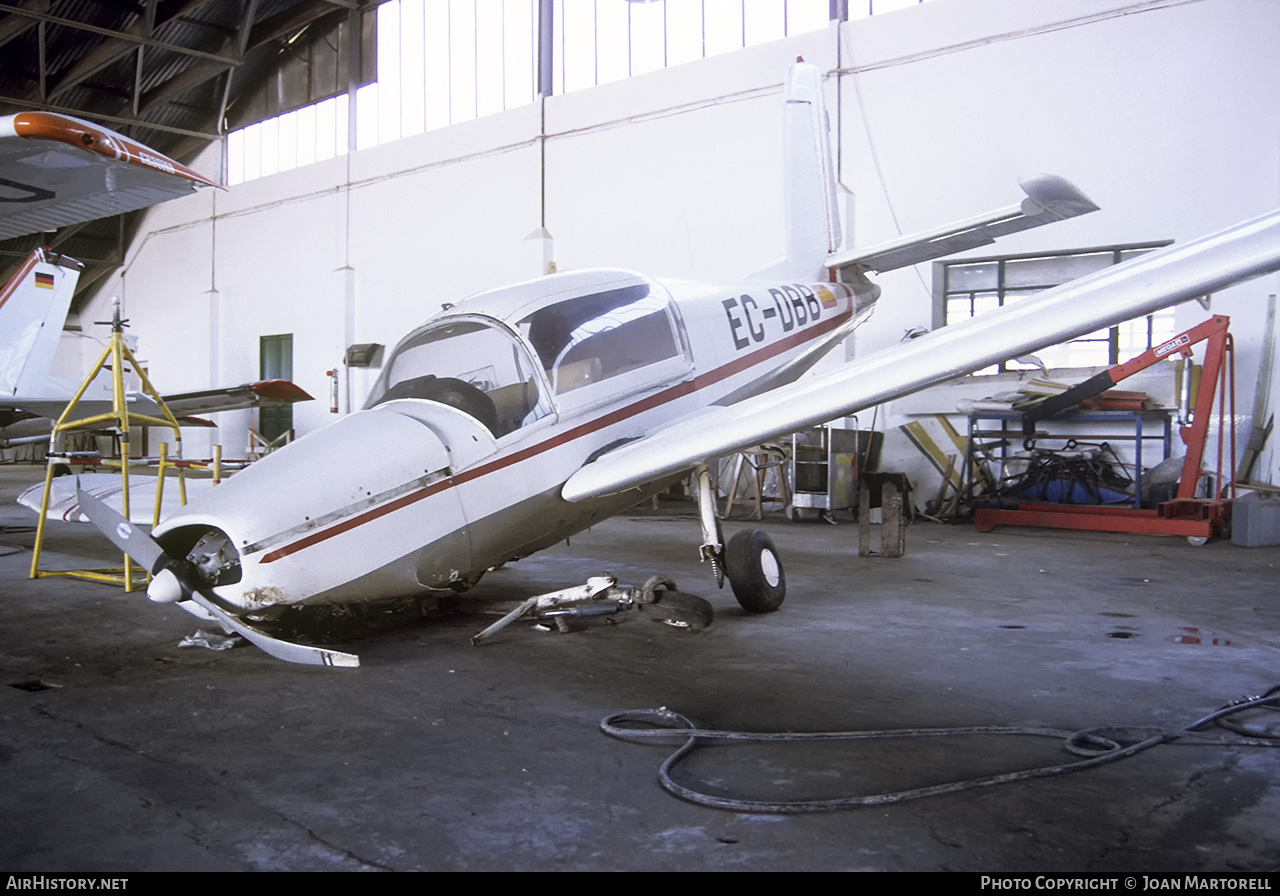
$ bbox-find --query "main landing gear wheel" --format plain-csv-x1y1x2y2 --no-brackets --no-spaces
725,529,785,613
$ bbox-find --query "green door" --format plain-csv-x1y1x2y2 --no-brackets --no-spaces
259,334,294,444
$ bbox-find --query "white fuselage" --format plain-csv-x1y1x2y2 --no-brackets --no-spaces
150,268,865,613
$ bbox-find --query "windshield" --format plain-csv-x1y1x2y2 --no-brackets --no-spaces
366,319,550,437
518,284,682,395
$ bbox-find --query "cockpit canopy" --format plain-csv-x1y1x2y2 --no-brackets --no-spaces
365,272,688,436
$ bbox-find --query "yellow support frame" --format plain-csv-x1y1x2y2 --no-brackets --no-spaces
29,303,186,590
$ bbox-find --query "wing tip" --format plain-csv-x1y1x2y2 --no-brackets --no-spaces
1018,173,1100,221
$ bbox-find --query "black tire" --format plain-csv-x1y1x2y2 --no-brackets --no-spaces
644,591,715,630
725,529,785,613
639,575,714,629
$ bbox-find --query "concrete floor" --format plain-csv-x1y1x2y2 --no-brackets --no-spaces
1,463,1278,872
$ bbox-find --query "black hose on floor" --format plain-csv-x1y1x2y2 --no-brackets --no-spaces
600,687,1280,813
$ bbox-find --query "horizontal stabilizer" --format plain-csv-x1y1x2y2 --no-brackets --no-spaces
827,174,1099,276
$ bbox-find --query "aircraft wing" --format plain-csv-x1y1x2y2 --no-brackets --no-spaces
0,111,218,240
0,381,310,420
826,174,1099,277
0,398,96,419
159,380,314,416
564,207,1280,502
19,475,218,524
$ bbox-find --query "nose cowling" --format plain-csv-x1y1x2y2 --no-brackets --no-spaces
151,401,497,612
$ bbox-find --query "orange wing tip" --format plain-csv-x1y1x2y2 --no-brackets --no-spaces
250,380,315,402
8,111,220,189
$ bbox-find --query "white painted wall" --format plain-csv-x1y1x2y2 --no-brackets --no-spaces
833,0,1280,491
84,0,1280,491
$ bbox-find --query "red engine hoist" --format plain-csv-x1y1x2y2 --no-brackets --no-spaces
973,314,1236,543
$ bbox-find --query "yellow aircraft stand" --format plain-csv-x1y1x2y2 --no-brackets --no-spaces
29,299,187,591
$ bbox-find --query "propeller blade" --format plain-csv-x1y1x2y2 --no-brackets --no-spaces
75,485,360,668
181,593,360,668
74,483,167,572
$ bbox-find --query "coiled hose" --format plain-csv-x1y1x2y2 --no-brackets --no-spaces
600,686,1280,813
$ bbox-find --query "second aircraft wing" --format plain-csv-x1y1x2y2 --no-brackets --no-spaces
0,111,218,240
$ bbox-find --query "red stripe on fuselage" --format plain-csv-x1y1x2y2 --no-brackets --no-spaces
259,477,456,563
259,304,852,563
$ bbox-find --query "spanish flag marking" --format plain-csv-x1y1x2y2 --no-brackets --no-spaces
817,286,837,309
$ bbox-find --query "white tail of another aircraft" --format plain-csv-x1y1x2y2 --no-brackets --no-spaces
0,249,82,399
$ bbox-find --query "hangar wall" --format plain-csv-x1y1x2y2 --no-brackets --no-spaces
85,0,1280,487
832,0,1280,489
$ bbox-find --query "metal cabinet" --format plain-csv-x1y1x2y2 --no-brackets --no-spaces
791,426,867,514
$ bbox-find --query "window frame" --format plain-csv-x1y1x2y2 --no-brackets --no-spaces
932,241,1175,373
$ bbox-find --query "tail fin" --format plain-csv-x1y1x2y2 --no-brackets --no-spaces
0,248,82,398
753,59,842,281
